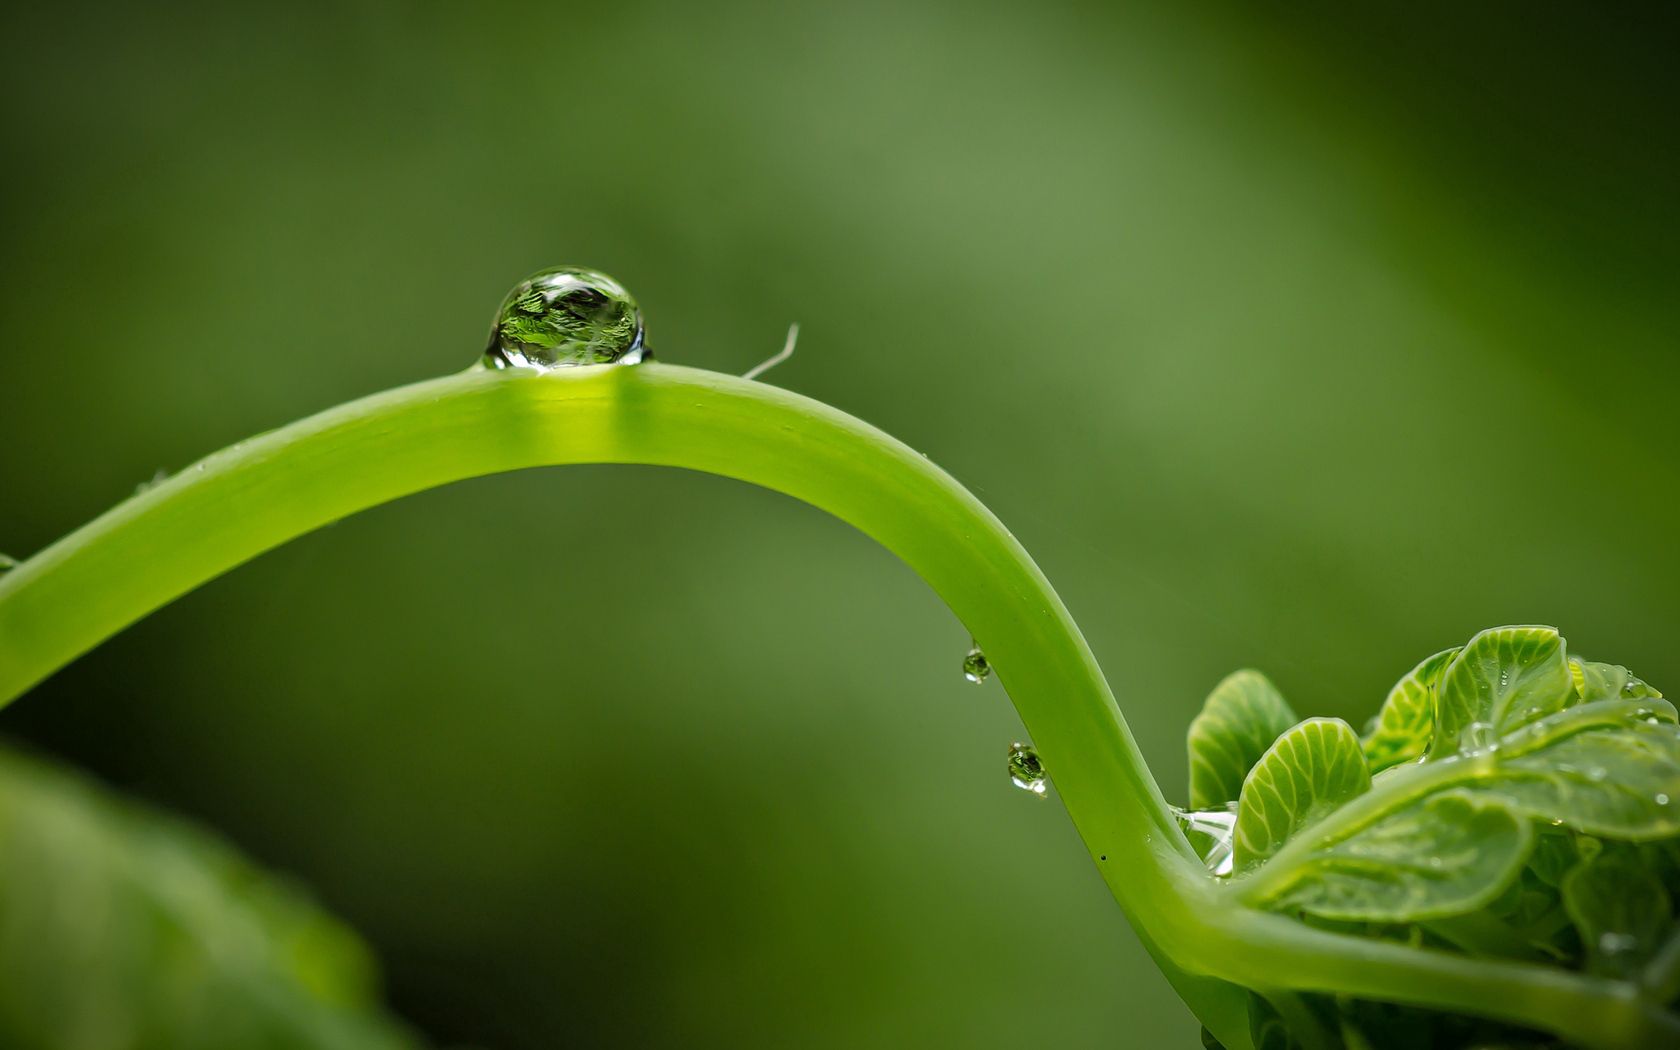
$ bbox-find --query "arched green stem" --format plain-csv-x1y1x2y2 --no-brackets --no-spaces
0,364,1672,1049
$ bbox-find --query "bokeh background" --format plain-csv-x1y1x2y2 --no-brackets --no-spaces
2,1,1677,1046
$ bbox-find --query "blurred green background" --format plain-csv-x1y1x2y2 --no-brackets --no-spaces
1,1,1676,1046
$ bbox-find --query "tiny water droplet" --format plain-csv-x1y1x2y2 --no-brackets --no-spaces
1461,721,1500,754
1587,767,1608,782
962,643,991,684
135,468,170,495
1657,793,1671,807
484,266,649,369
1007,743,1047,796
0,553,16,573
1498,670,1510,688
1428,857,1444,869
1599,932,1640,957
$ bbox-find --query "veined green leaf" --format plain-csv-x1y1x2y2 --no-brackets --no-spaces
1188,669,1299,810
1562,846,1673,977
1235,718,1370,870
1432,626,1573,759
1477,721,1680,840
1258,793,1533,923
1362,648,1458,774
1570,657,1664,704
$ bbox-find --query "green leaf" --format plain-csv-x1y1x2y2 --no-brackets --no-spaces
1362,647,1458,773
1257,793,1533,923
1247,994,1296,1050
1526,828,1593,888
1478,721,1680,840
0,746,416,1050
1235,718,1370,870
1432,626,1573,759
1570,657,1663,703
1188,669,1299,810
1561,845,1673,977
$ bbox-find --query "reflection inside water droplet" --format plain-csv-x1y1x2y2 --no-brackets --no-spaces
1173,805,1237,876
962,643,991,684
1007,743,1047,796
484,266,648,369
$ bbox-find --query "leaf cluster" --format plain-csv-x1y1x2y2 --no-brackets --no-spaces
1186,627,1680,1048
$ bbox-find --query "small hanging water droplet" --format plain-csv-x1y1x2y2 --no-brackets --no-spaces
483,266,649,370
962,643,991,684
1007,743,1047,796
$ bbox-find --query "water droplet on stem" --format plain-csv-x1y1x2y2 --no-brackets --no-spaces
1172,805,1237,876
962,643,991,684
1007,743,1047,796
135,468,170,495
484,267,648,370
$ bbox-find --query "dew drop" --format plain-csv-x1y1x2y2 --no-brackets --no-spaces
1007,743,1047,796
1173,805,1238,877
135,468,170,495
962,643,991,684
1599,932,1640,957
1657,794,1671,807
1461,721,1500,754
483,267,649,370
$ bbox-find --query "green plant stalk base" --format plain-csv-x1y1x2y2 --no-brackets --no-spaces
1,364,1672,1050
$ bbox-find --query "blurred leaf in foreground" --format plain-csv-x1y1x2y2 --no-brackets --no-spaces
0,743,418,1050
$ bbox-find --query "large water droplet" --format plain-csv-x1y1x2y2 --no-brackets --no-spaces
962,643,991,684
484,267,648,369
1007,743,1047,796
1173,805,1237,876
